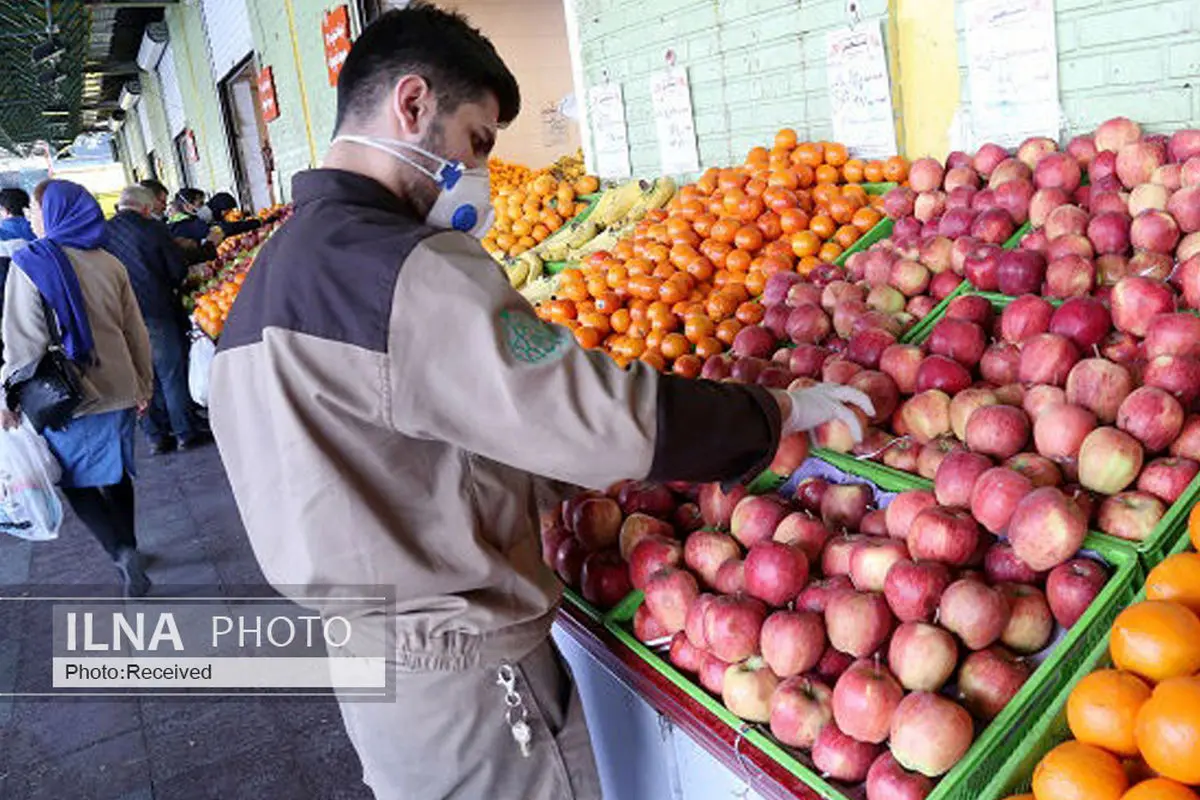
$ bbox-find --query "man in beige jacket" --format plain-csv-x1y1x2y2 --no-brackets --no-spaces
210,4,868,799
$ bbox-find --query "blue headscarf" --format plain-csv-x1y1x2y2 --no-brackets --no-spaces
0,216,35,242
12,180,105,363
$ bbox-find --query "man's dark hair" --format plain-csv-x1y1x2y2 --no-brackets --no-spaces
334,2,519,133
139,178,168,199
0,187,30,217
175,188,206,207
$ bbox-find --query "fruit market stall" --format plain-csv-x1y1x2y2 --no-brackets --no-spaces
538,116,1200,800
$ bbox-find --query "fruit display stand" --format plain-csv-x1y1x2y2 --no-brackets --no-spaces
977,527,1194,799
554,459,1139,800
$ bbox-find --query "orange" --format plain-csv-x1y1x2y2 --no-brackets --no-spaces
1111,600,1200,684
818,241,844,263
815,164,840,185
842,159,865,183
733,225,764,253
1147,553,1200,616
775,128,798,150
672,354,702,378
715,318,742,344
1190,502,1200,552
1136,676,1200,784
883,155,909,183
574,326,602,349
639,350,666,371
1121,779,1200,800
1067,669,1152,757
1032,741,1128,800
852,206,883,232
863,160,885,183
780,208,811,236
745,146,769,166
810,214,837,240
825,142,848,167
833,224,861,250
793,142,823,168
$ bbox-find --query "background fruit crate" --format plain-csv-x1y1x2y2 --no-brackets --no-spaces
976,531,1190,799
561,462,1140,800
898,220,1032,345
914,289,1200,571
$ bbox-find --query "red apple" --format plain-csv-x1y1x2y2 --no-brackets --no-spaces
849,370,901,425
1033,403,1097,462
1019,333,1080,387
947,294,994,328
883,559,953,623
554,537,588,585
917,437,964,480
542,524,572,569
628,535,684,590
833,659,905,744
899,390,953,445
798,574,854,614
916,354,972,395
770,676,834,751
722,656,779,722
620,512,676,560
889,693,974,777
1142,355,1200,408
573,497,624,551
888,621,958,692
1145,313,1200,361
744,541,810,607
669,631,705,673
1023,386,1065,423
1034,151,1081,191
949,387,1000,442
958,645,1031,720
928,318,987,367
884,490,937,541
760,609,826,678
985,541,1043,585
1048,297,1112,351
1097,491,1165,542
634,603,673,642
997,249,1047,296
1111,275,1176,337
698,651,731,695
698,482,748,529
731,494,791,548
814,722,882,783
851,537,911,592
907,506,981,566
684,530,741,587
1002,295,1055,343
616,481,676,518
825,590,894,658
685,593,716,648
812,407,871,453
1046,558,1107,627
1046,204,1090,239
1078,427,1144,494
1008,486,1089,571
980,342,1021,385
771,513,830,563
1130,209,1180,254
999,584,1054,654
880,343,924,394
1066,358,1134,423
934,451,992,507
1137,457,1200,504
970,467,1034,534
705,595,768,663
713,558,746,594
823,534,876,578
643,567,699,633
866,752,935,800
1004,452,1062,488
580,549,634,609
794,477,831,514
939,578,1010,650
820,483,873,532
861,509,890,537
965,405,1031,460
973,207,1017,246
672,502,704,534
1117,386,1184,453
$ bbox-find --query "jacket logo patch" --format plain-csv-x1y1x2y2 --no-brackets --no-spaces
500,310,569,364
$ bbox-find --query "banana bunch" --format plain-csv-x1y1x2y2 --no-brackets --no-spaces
520,274,562,306
505,251,545,289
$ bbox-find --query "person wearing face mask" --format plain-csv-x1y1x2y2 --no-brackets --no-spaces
137,179,170,221
208,5,870,800
167,188,222,265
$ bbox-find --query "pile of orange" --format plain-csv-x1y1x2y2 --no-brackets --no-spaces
1004,508,1200,800
535,129,902,373
192,271,246,339
488,156,534,199
483,171,601,259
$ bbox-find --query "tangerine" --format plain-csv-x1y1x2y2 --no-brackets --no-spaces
818,241,844,263
610,309,631,334
660,332,691,360
1121,779,1200,800
1135,676,1200,784
695,336,724,359
1031,741,1128,800
792,230,821,258
810,214,837,240
863,160,886,183
852,206,883,232
884,156,909,183
842,159,865,183
726,249,753,273
833,225,861,249
815,164,840,185
1111,600,1200,684
781,209,812,236
775,128,798,150
684,315,716,344
825,142,849,167
1147,553,1200,616
793,142,824,168
639,350,667,372
710,218,739,244
672,354,703,379
715,318,743,345
1067,669,1152,757
574,326,602,349
767,170,800,190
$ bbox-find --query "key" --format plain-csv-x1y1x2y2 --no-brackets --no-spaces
511,719,532,758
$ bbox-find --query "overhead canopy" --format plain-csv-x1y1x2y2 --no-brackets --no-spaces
0,1,165,157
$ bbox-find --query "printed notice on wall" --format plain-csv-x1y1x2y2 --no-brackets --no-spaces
826,23,897,159
587,83,631,179
965,0,1060,148
649,67,700,176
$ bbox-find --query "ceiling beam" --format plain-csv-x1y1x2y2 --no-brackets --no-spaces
82,60,139,76
80,1,178,6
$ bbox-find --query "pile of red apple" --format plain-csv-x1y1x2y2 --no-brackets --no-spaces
544,469,1112,800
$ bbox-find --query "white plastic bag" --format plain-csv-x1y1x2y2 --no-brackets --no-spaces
189,334,216,408
0,419,64,541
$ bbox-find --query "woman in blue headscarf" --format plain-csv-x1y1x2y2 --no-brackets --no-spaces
0,180,154,597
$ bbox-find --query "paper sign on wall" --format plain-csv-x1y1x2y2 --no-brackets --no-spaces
826,22,898,159
649,67,700,176
588,83,631,178
258,66,279,122
965,0,1060,148
322,6,352,87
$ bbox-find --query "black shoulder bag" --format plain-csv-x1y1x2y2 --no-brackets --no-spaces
4,296,85,433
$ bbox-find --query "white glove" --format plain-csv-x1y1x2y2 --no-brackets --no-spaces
776,383,875,441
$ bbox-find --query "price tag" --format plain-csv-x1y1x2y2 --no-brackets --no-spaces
588,82,632,179
826,22,897,159
649,67,700,176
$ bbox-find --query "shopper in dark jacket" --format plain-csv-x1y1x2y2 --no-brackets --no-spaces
205,192,265,238
0,188,36,254
106,185,207,454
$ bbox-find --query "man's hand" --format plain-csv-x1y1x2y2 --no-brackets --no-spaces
205,227,225,246
0,409,21,431
136,398,150,417
774,384,875,442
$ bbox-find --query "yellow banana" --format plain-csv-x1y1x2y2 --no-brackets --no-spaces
505,259,530,289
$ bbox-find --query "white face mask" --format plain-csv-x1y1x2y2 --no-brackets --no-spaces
196,206,214,223
334,134,494,238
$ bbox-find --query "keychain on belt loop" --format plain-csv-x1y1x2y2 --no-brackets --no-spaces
497,662,533,758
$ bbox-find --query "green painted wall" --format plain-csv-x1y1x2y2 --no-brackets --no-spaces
139,68,182,188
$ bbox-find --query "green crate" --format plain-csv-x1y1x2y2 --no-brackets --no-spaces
573,529,1139,800
912,290,1200,571
834,216,895,267
810,447,936,492
861,182,898,196
899,279,972,344
1002,220,1032,250
979,532,1192,799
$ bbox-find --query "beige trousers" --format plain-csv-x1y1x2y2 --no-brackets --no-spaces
336,638,603,800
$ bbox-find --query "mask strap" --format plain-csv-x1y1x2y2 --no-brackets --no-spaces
335,135,460,186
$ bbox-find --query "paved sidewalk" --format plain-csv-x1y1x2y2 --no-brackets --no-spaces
0,444,373,800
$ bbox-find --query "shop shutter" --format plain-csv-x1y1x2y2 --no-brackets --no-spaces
200,0,254,80
158,44,187,138
137,104,155,158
